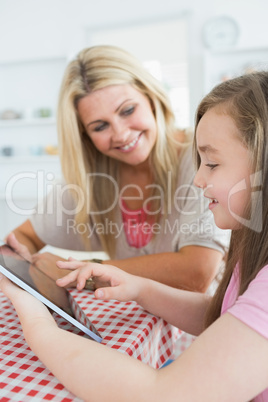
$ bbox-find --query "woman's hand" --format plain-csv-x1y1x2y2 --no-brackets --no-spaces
32,252,69,281
56,258,142,303
5,232,32,262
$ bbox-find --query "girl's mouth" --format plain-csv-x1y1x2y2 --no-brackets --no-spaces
209,198,219,210
116,133,142,152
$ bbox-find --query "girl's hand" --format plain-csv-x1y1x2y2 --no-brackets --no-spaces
0,273,56,327
56,259,141,303
0,272,26,300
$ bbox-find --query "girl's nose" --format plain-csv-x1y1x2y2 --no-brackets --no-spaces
194,167,205,189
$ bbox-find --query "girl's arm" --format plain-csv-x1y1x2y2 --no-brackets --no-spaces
57,260,211,336
106,245,223,293
1,274,268,402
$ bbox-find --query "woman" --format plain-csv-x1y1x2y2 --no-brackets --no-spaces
7,45,228,291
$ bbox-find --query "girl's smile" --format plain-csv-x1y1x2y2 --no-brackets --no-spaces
194,107,252,230
208,198,219,210
77,84,157,166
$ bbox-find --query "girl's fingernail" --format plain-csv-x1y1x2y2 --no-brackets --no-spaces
96,289,104,298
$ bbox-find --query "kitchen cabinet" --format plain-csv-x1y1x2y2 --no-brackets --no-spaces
203,46,268,94
0,154,61,239
0,56,66,237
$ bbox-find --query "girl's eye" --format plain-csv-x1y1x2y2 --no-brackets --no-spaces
206,163,218,170
121,106,135,116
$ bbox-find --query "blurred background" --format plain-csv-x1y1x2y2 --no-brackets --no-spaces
0,0,267,238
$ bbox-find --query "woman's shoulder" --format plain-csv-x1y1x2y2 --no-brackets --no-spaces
173,127,193,145
173,128,194,160
176,138,194,175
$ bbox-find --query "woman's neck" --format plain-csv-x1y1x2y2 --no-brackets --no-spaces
119,160,154,210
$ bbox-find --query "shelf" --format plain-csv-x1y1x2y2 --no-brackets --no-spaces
0,117,56,128
0,193,38,201
203,46,268,94
0,56,67,67
0,155,60,164
0,57,66,122
204,45,268,56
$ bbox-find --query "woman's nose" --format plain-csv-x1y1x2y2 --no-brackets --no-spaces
112,120,131,142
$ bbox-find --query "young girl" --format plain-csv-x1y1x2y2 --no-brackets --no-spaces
5,45,228,292
2,71,268,401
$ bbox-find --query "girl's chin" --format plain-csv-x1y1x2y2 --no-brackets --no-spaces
214,218,235,231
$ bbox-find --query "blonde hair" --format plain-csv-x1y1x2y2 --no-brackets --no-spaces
57,45,183,257
193,72,268,328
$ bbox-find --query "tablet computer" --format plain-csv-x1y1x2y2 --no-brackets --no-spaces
0,241,102,342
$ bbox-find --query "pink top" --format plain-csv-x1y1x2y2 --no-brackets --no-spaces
121,199,154,248
221,263,268,401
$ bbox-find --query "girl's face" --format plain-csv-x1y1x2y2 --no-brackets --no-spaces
194,107,252,230
77,84,157,166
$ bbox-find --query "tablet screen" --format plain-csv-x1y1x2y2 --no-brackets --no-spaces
0,243,102,342
0,243,73,315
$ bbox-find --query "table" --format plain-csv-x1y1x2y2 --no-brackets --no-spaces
0,288,180,401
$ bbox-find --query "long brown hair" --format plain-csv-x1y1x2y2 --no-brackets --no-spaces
193,72,268,327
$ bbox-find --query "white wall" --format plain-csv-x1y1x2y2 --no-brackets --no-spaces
0,0,267,238
1,0,268,121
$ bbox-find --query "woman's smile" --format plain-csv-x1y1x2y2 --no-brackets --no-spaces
115,132,143,153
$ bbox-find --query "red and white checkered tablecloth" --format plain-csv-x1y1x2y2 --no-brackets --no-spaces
0,289,181,401
69,288,180,368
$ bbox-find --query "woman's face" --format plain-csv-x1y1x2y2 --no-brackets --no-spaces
77,84,157,166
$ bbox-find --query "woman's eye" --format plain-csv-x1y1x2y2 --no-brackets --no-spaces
206,164,218,170
121,106,135,116
94,122,109,132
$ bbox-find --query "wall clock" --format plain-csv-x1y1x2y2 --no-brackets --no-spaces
202,16,239,50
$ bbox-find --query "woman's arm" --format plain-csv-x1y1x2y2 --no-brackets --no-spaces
6,226,71,279
1,274,268,402
33,245,223,293
9,220,223,293
6,220,45,255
